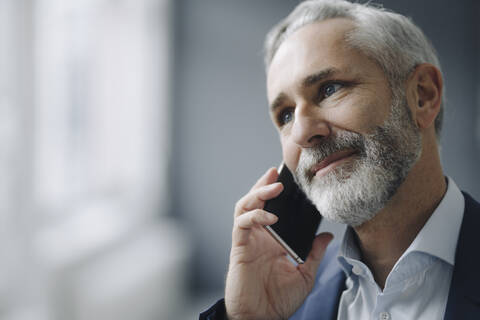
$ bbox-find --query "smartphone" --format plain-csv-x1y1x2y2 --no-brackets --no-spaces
264,163,322,264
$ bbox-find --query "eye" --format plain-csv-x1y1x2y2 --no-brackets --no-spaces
321,82,343,98
277,108,294,126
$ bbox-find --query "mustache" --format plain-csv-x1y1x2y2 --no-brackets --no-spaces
297,131,366,179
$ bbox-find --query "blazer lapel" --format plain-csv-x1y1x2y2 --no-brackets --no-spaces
444,192,480,319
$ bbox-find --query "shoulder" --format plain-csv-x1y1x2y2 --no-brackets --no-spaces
444,191,480,318
458,191,480,244
462,192,480,214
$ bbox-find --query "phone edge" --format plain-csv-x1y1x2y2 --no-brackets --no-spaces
264,225,304,264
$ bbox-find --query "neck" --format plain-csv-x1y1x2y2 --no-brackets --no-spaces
353,143,446,289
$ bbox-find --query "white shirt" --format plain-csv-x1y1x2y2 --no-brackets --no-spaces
337,177,464,320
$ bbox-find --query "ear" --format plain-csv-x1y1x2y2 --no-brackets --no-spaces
405,63,443,130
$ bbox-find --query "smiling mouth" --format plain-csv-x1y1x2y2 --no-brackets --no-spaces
311,149,359,178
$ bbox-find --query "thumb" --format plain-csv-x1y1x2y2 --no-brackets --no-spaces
299,232,334,280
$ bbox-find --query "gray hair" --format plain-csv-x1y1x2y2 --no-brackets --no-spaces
264,0,444,138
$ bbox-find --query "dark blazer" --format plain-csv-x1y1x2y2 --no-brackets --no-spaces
200,192,480,320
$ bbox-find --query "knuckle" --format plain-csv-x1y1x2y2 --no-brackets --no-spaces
256,185,267,194
234,201,241,214
252,209,263,216
234,197,246,213
232,214,239,225
233,212,244,225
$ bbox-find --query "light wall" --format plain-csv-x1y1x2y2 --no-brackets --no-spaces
0,0,187,319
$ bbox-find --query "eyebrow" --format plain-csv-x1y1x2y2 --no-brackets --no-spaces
302,68,338,88
269,68,339,112
269,93,288,113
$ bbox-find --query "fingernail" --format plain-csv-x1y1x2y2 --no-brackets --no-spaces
266,182,282,191
267,213,278,223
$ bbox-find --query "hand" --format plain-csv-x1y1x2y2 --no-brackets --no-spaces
225,167,333,320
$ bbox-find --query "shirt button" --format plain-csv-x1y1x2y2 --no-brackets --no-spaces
352,264,362,275
379,312,390,320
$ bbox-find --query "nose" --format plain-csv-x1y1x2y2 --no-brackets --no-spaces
290,102,330,148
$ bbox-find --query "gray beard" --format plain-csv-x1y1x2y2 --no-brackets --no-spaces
294,94,422,227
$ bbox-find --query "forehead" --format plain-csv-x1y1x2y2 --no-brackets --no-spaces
267,18,383,101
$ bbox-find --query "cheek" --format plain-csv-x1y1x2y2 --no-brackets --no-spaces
281,136,301,172
325,96,390,133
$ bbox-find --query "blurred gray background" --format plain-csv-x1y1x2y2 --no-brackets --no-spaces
171,0,480,305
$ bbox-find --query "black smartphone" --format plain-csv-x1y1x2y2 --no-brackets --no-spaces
263,163,322,264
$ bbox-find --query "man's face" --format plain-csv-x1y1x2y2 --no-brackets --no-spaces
266,19,422,226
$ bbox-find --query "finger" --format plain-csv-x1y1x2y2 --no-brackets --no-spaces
235,182,283,217
299,233,334,280
235,209,278,229
233,167,280,217
233,209,278,246
250,167,279,191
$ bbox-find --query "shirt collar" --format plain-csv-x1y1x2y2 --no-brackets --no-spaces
337,225,359,276
403,177,464,266
337,176,465,275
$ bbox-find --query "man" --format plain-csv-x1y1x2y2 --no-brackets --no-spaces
200,0,480,319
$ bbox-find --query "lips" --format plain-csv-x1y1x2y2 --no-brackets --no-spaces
311,149,358,177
